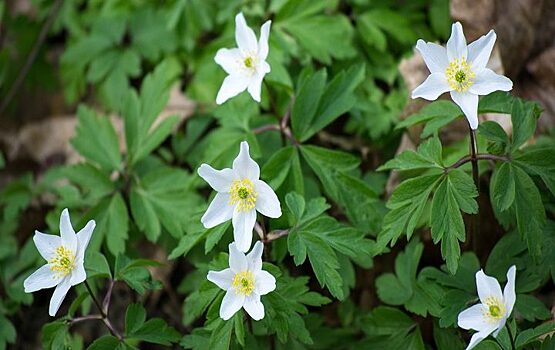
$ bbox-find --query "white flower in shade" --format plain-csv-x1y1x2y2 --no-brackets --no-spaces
215,12,271,104
207,241,276,320
23,209,95,316
412,22,513,130
457,265,516,350
198,141,281,252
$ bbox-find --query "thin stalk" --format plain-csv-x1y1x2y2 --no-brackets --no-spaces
84,280,123,340
469,127,480,252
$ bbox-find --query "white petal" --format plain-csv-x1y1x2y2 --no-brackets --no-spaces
220,289,245,320
468,68,513,96
415,39,449,73
450,91,479,130
216,74,250,105
258,20,271,60
412,73,451,101
232,141,260,181
228,242,248,272
243,293,265,320
475,269,503,304
198,164,234,193
492,316,507,337
24,264,60,293
255,270,276,295
201,193,234,228
468,30,496,70
69,263,86,286
49,277,72,316
446,22,468,61
465,328,496,350
207,268,234,290
215,48,242,76
247,71,265,103
457,304,488,330
246,241,264,272
235,13,258,53
59,209,77,252
503,265,516,317
33,231,61,261
254,180,281,218
75,220,95,264
232,209,256,253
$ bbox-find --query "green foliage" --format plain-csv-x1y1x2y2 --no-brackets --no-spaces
2,1,555,350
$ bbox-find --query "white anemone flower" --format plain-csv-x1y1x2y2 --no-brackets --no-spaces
207,241,276,320
198,141,281,252
23,208,96,316
412,22,513,130
457,265,516,350
215,12,271,104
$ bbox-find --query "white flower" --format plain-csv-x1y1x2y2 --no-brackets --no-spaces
412,22,513,130
214,12,271,104
457,265,516,350
23,208,95,316
207,241,276,320
198,141,281,252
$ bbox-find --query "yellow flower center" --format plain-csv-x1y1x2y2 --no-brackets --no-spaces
445,58,475,92
229,179,257,212
244,57,254,69
232,271,255,296
49,246,76,277
483,297,506,323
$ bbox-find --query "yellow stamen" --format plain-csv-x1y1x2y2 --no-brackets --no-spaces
232,271,255,296
49,246,76,277
229,179,257,212
445,58,475,92
482,296,506,323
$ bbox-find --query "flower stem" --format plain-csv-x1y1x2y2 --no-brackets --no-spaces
469,127,480,252
84,280,123,340
506,324,516,350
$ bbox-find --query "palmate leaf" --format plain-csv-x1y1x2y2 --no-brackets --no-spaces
375,239,443,317
286,195,374,299
124,304,180,346
431,169,478,274
490,163,545,260
130,166,202,242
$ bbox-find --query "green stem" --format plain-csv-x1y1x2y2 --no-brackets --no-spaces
84,280,123,340
469,127,480,252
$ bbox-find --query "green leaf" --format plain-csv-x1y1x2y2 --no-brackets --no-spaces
41,321,68,350
71,105,121,172
360,307,425,350
515,294,551,321
207,318,234,350
378,173,442,249
514,146,555,197
0,315,16,349
378,137,443,171
85,251,112,279
283,14,356,65
397,101,461,137
125,303,146,335
131,167,200,241
90,193,129,256
515,321,555,348
510,98,541,151
261,146,296,190
431,169,478,273
490,162,515,212
512,165,546,259
87,335,121,350
479,121,509,155
285,192,306,225
291,68,327,139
